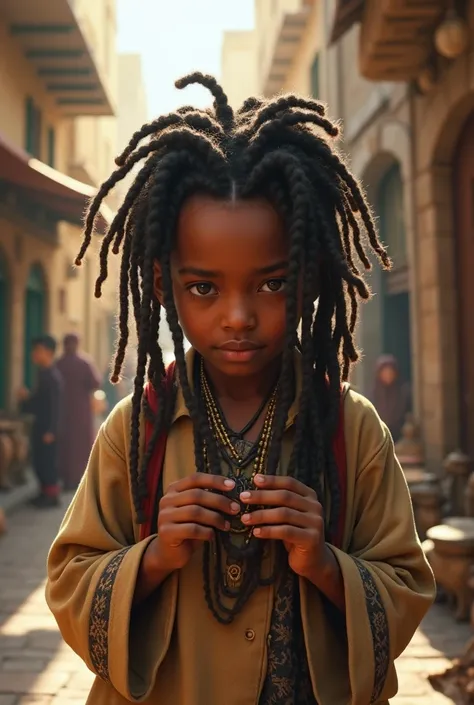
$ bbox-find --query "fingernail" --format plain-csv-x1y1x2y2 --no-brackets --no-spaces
241,514,251,523
255,474,265,484
254,528,262,536
224,479,236,488
240,491,251,501
224,521,230,531
230,502,240,513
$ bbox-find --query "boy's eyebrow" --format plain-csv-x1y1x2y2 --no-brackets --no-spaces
255,261,288,275
178,266,220,277
177,261,288,278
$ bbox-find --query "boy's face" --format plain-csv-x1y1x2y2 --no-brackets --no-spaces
31,344,53,368
154,195,295,379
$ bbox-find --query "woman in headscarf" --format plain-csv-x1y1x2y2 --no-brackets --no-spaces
371,355,411,442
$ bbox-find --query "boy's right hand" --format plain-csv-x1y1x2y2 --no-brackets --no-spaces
149,474,239,575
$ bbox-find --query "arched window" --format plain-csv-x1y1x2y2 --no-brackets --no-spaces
377,162,412,385
0,250,9,408
24,263,47,388
377,162,407,269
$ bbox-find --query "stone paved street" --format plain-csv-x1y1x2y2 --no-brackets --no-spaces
0,500,471,704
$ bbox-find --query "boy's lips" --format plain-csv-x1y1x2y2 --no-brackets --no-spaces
216,340,263,352
214,341,265,362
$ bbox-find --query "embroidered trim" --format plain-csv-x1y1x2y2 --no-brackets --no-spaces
354,558,390,703
88,547,130,681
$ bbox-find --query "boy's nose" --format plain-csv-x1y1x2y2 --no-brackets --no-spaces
222,295,257,332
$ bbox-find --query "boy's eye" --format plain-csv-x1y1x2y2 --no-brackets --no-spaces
260,278,287,293
188,283,216,297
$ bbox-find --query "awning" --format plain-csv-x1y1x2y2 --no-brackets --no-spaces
0,131,112,232
330,0,365,44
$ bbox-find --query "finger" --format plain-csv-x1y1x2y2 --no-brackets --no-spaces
253,474,316,497
241,508,321,529
240,489,317,511
159,506,230,532
166,473,236,495
253,525,317,544
161,488,240,516
159,523,214,544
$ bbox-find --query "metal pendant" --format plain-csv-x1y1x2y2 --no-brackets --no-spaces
226,562,243,589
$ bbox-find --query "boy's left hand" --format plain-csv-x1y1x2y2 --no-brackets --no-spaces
240,474,331,579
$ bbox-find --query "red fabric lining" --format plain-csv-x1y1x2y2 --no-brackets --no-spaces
139,362,175,541
139,369,347,549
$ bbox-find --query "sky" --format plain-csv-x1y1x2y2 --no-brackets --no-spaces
116,0,255,119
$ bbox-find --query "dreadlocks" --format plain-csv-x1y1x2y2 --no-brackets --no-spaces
76,71,390,622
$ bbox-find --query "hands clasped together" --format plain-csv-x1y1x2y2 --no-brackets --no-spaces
150,472,328,580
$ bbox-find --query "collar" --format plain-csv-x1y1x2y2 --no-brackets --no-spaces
171,348,302,430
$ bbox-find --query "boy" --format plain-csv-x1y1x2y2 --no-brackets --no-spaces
19,335,63,508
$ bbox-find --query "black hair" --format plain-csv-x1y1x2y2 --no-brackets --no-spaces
76,72,390,621
32,335,57,354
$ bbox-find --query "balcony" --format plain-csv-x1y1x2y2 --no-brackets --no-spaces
359,0,447,81
330,0,448,82
2,0,114,116
260,0,314,96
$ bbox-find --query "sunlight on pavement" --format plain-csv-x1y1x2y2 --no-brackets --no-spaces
0,507,95,703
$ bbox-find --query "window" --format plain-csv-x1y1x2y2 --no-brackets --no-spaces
47,127,55,168
25,96,42,158
310,54,320,99
377,163,407,269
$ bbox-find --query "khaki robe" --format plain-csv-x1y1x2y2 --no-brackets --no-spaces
46,353,435,705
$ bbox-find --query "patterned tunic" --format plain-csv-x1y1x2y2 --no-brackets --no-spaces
229,436,317,705
259,566,317,705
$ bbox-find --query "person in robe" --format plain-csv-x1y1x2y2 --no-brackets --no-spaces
18,335,63,508
371,355,411,442
56,334,101,490
45,74,435,705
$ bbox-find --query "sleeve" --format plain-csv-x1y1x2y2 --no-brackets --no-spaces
45,402,178,701
300,399,436,705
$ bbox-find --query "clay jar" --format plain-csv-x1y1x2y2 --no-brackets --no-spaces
410,480,443,541
424,518,474,621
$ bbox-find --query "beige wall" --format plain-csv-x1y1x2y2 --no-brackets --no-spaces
255,0,308,90
0,17,68,171
221,31,258,108
281,0,321,96
69,0,118,190
69,0,117,105
115,53,148,203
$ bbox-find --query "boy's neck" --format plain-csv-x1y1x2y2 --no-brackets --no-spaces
203,356,281,404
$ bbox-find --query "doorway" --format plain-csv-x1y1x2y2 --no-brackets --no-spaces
454,113,474,457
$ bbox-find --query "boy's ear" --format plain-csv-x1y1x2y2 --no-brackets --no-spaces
153,260,164,306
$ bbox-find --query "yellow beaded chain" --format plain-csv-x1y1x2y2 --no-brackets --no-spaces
200,358,277,480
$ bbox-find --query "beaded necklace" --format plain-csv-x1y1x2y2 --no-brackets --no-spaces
199,357,280,622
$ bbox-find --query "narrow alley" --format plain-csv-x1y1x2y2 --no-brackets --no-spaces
0,501,471,704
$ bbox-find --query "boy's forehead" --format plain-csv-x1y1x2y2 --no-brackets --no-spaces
174,194,288,265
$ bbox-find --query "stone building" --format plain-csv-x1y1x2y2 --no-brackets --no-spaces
324,0,474,469
0,0,119,413
223,0,474,470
